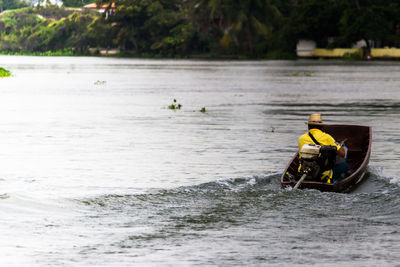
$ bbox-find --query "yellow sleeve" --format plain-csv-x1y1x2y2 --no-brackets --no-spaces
322,133,341,150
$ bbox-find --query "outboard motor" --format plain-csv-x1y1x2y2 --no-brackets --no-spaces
299,143,321,179
299,144,337,180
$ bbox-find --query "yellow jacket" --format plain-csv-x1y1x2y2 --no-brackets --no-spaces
299,129,341,151
298,128,341,182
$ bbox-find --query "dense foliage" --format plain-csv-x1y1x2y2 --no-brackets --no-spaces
0,0,28,11
62,0,92,7
1,0,400,58
0,6,112,54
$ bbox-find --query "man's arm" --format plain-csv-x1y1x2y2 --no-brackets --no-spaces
326,133,346,158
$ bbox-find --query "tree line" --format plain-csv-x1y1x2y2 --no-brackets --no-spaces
1,0,400,58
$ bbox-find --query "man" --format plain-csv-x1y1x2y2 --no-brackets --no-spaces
298,114,347,183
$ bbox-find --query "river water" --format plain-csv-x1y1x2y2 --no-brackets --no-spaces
0,56,399,265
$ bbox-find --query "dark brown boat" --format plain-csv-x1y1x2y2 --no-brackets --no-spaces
281,124,372,193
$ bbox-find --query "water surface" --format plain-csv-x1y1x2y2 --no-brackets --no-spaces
0,57,399,265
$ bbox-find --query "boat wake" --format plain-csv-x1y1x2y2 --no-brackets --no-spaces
370,166,400,185
80,172,282,208
79,167,399,211
73,170,400,264
351,166,400,194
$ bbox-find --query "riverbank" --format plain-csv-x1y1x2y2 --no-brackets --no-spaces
2,46,400,61
0,49,297,60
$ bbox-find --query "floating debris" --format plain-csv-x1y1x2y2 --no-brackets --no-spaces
304,71,315,77
292,71,300,77
0,193,10,199
168,99,182,110
200,107,206,113
94,80,107,85
291,71,315,77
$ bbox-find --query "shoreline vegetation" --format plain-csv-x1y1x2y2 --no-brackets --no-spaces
0,49,75,57
2,48,400,61
1,1,400,60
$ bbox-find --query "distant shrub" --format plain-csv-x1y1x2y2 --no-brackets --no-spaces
343,51,363,60
0,68,11,78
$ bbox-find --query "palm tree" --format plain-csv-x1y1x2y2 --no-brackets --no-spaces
196,0,282,54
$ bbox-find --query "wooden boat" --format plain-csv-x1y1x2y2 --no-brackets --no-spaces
281,124,372,193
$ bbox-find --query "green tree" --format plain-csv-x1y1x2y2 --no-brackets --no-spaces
86,16,114,48
289,0,344,47
0,6,102,53
0,0,28,11
339,1,400,50
193,0,283,56
97,0,196,55
62,0,92,7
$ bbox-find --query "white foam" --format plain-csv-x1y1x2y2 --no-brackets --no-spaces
369,166,400,185
388,176,400,185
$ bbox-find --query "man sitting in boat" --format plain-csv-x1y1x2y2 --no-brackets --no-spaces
298,114,348,183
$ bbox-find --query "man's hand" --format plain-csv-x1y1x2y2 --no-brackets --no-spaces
337,147,346,158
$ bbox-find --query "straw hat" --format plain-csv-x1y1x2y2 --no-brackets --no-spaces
306,113,325,125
